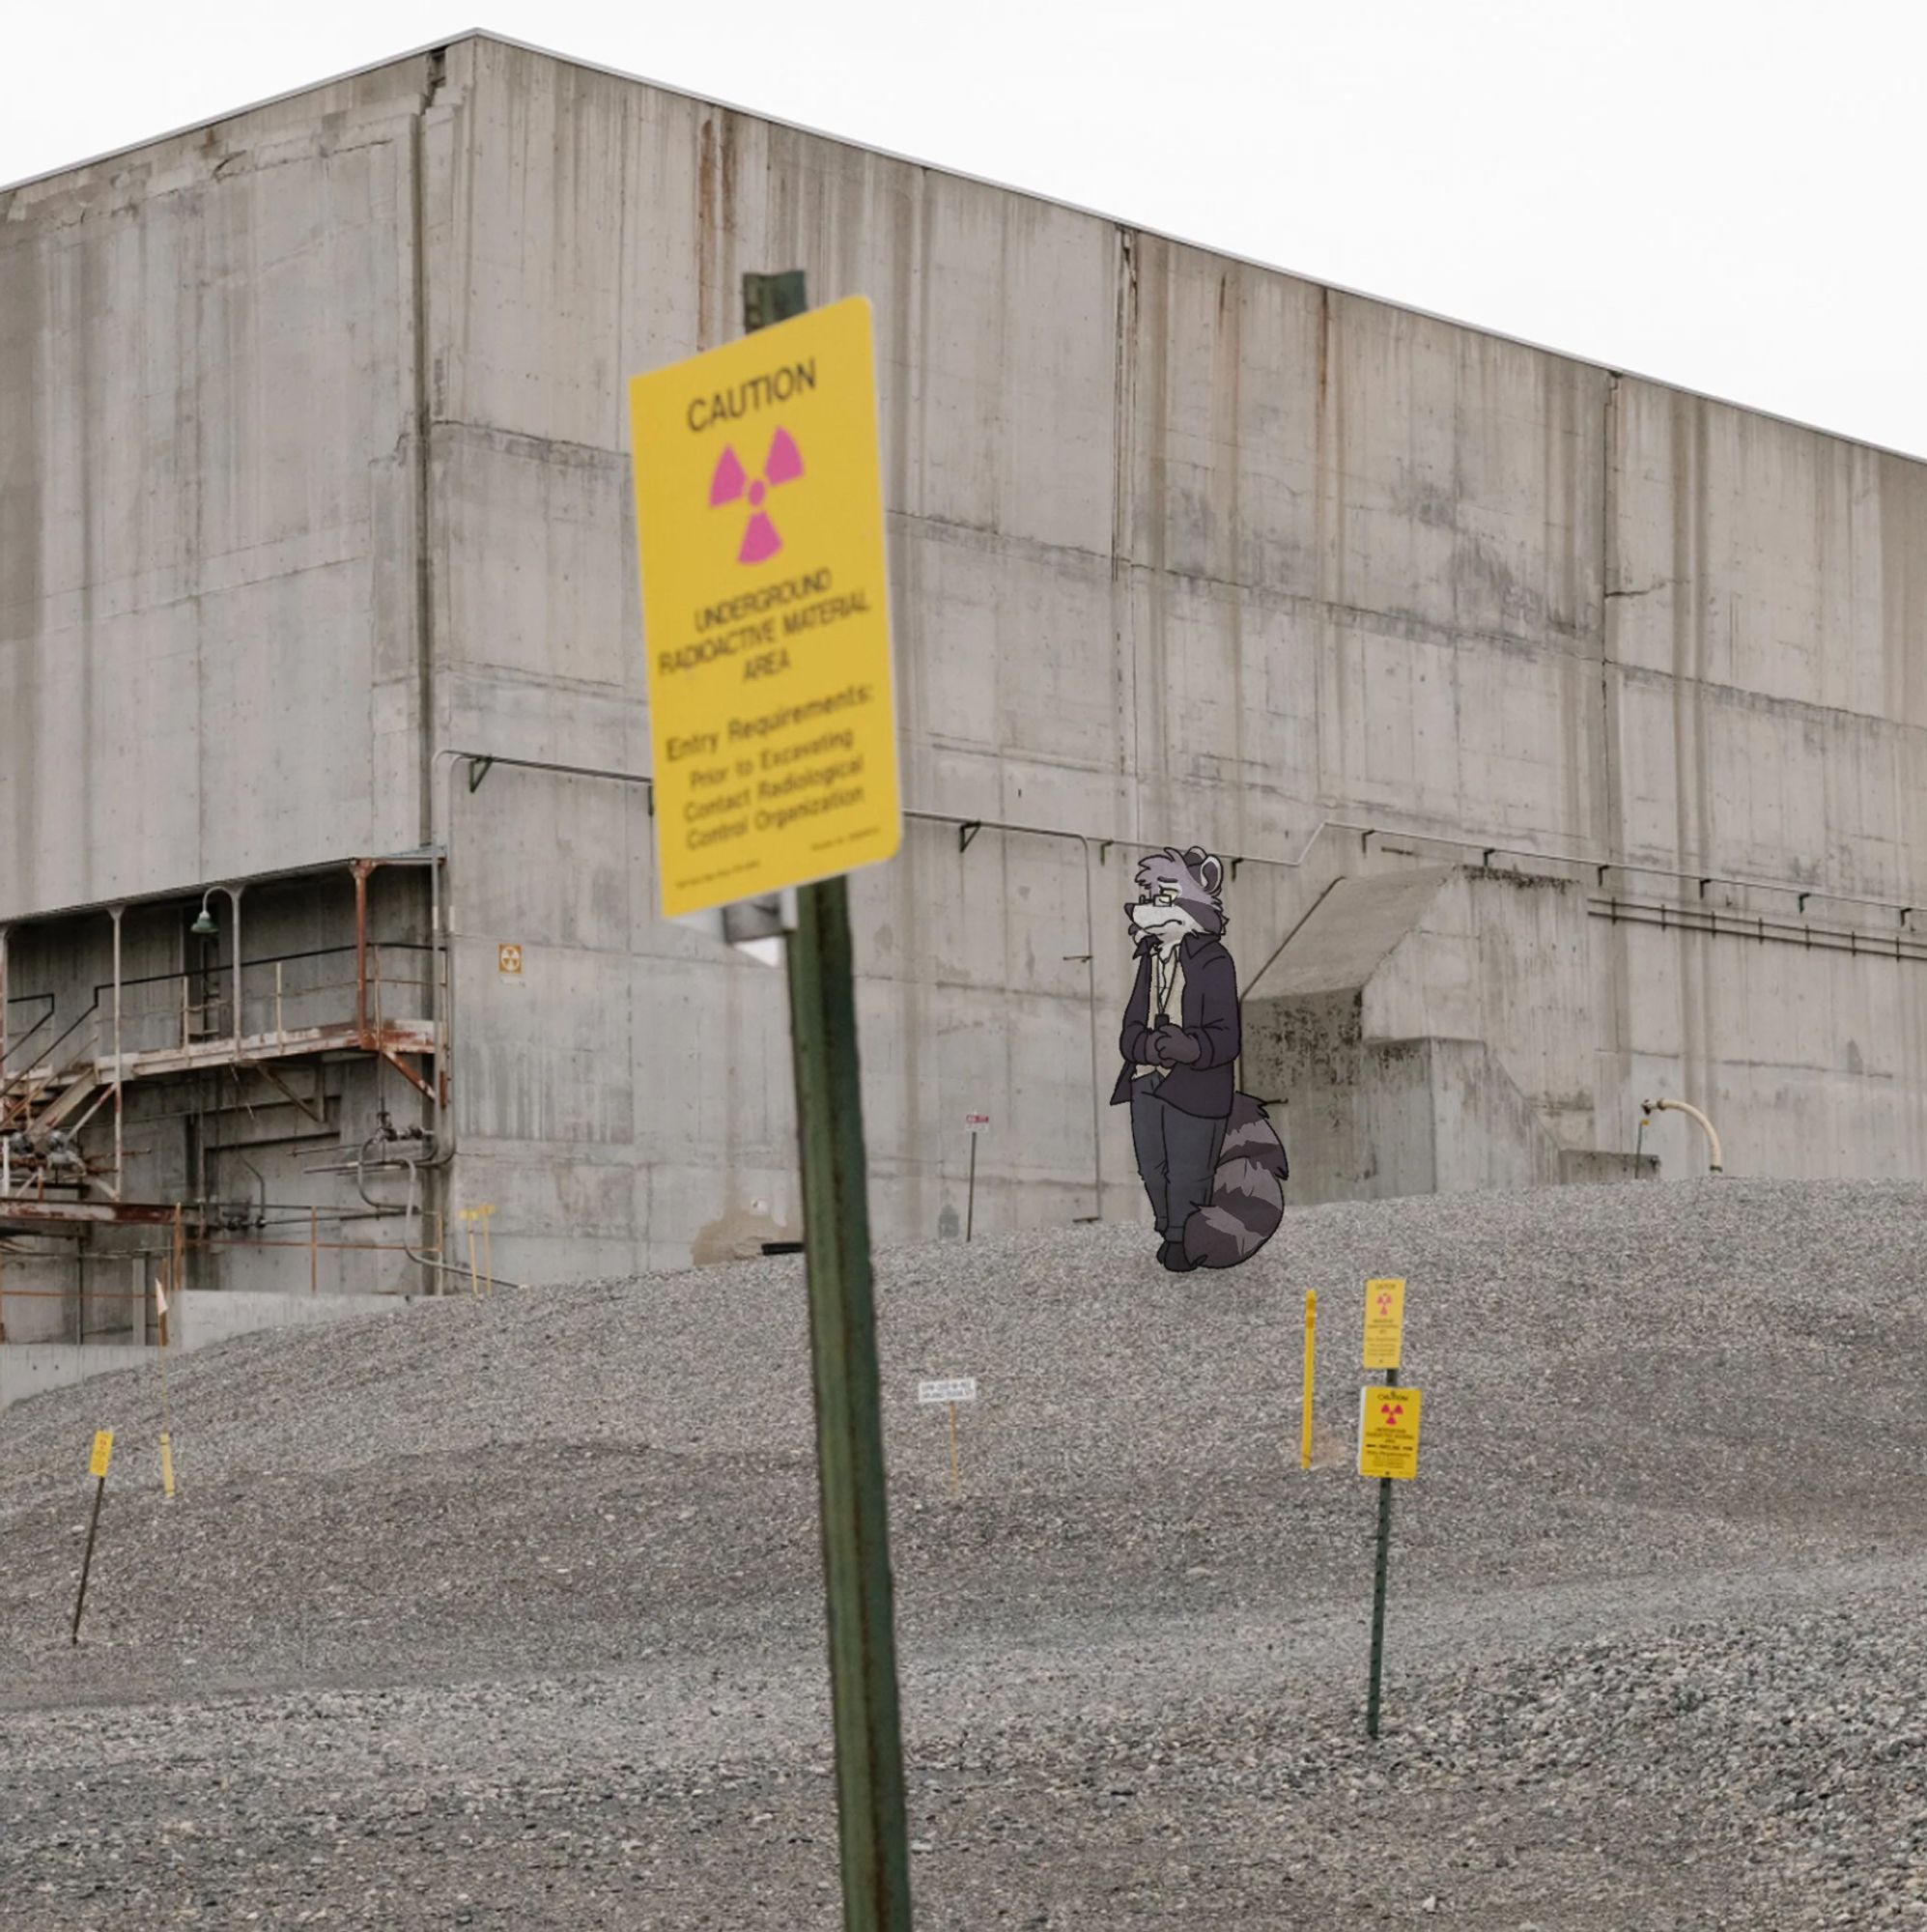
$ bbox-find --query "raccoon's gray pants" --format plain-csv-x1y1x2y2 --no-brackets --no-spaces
1128,1079,1228,1240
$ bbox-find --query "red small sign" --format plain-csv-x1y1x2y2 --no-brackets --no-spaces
964,1113,990,1131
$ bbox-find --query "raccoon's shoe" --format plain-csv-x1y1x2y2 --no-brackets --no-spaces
1159,1239,1198,1273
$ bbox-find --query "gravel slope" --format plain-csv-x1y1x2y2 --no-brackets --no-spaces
2,1179,1924,1927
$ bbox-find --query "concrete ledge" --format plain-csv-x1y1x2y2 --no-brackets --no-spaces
176,1290,413,1351
1,1291,414,1411
0,1345,154,1412
1558,1149,1662,1185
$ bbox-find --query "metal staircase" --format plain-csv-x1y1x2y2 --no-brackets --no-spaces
1,1005,108,1182
1,936,439,1220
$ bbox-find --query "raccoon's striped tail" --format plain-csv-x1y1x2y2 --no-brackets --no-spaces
1182,1093,1288,1269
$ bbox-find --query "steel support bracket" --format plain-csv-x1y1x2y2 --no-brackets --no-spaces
467,756,496,794
958,821,982,854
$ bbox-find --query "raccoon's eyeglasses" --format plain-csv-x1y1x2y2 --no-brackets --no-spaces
1138,891,1178,906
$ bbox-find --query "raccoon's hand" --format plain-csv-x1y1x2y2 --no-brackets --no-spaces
1153,1028,1203,1065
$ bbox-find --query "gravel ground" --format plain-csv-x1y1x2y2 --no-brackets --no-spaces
2,1178,1925,1927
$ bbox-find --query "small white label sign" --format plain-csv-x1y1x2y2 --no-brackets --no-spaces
964,1113,989,1132
918,1378,978,1406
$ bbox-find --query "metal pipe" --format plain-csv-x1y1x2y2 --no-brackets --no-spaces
401,1153,502,1292
428,842,445,1107
110,907,124,1195
352,863,374,1043
1640,1097,1724,1174
430,744,1927,926
229,886,244,1051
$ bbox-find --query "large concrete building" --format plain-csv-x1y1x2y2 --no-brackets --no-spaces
4,33,1925,1347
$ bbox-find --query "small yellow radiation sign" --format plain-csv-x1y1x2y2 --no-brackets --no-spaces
497,944,524,977
628,297,901,919
88,1430,114,1480
1362,1276,1405,1370
1358,1386,1423,1480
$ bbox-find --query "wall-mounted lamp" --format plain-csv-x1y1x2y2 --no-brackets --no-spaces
190,893,217,938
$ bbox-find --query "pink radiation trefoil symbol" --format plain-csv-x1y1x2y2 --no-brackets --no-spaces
710,427,804,564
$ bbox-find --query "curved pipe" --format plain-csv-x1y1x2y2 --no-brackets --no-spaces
1641,1096,1724,1174
399,1151,523,1293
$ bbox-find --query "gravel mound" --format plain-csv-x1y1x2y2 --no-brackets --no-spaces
2,1178,1925,1927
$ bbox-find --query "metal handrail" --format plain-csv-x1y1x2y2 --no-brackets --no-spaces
2,1005,100,1091
0,939,445,1139
0,995,56,1077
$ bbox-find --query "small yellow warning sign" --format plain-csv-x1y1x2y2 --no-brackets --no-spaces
1358,1386,1422,1480
628,297,901,919
88,1430,114,1480
1362,1276,1406,1370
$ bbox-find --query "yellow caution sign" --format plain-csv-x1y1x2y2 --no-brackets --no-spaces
628,297,901,919
1362,1276,1405,1370
1358,1386,1423,1480
88,1430,114,1480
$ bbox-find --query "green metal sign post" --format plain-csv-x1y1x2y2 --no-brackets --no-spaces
785,873,914,1930
1365,1363,1396,1740
745,270,914,1932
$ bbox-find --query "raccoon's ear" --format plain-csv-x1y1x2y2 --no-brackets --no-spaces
1197,852,1225,895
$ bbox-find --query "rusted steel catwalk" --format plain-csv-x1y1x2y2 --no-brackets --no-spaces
0,1199,206,1232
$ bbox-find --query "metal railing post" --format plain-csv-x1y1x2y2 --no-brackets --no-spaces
786,875,914,1931
230,886,244,1050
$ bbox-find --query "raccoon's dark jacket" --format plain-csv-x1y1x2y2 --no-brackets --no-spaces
1182,1093,1289,1268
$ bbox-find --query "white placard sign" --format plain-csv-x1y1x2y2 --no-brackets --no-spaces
918,1378,978,1406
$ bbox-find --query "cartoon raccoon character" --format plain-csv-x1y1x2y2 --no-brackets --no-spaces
1110,846,1289,1271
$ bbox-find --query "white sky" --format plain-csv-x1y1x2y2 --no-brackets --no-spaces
6,2,1922,459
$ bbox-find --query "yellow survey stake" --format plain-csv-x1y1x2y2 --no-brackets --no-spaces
1362,1276,1405,1370
88,1430,113,1480
1358,1386,1423,1480
628,297,901,918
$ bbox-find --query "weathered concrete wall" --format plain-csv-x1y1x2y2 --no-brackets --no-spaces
1244,868,1591,1201
6,34,1927,1287
419,39,1627,1276
0,1290,408,1409
0,57,439,919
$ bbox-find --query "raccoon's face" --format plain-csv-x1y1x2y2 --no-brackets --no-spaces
1128,875,1201,946
1127,847,1226,948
